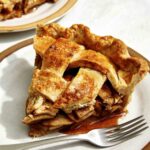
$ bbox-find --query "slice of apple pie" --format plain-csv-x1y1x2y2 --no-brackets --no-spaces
23,23,149,137
0,0,58,20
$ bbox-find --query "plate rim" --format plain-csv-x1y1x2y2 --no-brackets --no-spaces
0,0,77,33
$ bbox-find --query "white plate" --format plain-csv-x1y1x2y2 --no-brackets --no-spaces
0,0,77,32
0,43,150,150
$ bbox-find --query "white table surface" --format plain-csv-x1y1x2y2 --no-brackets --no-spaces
0,0,150,149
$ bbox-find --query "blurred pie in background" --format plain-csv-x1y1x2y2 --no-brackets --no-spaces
0,0,58,20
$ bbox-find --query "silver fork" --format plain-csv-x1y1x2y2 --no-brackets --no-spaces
19,115,148,150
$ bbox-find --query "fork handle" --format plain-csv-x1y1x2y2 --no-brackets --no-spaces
17,135,84,150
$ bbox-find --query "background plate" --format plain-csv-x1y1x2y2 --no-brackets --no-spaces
0,0,77,32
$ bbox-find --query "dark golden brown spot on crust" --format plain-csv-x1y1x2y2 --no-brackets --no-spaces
42,38,83,74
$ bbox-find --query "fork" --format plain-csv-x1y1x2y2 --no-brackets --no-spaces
18,115,148,150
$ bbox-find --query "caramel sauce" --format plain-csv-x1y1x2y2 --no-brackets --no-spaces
60,113,125,135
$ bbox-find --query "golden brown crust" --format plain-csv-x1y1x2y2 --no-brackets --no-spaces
30,69,67,102
42,38,84,76
35,23,149,94
54,68,106,113
23,23,149,137
36,23,149,73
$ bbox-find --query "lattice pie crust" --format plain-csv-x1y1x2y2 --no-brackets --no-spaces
23,23,149,137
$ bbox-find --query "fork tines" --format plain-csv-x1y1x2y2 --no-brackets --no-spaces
105,115,149,142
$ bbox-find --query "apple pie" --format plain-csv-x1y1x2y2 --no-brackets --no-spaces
0,0,58,21
23,23,149,137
